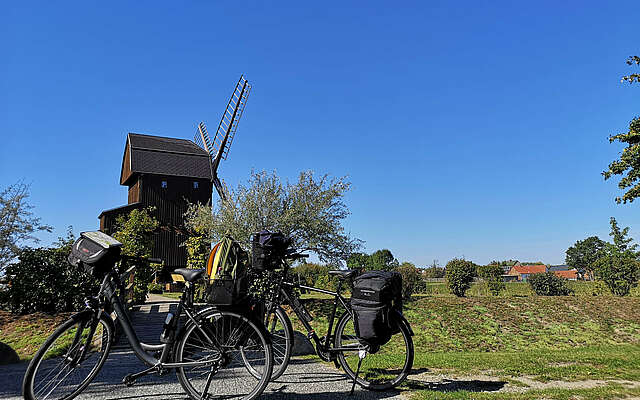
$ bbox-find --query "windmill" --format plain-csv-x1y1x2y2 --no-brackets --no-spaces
194,75,252,201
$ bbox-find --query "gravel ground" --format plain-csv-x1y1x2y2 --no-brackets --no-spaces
0,351,405,399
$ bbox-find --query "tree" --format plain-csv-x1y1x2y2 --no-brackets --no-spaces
423,259,446,279
0,182,52,273
184,170,362,266
369,249,398,271
394,262,424,300
603,56,640,203
593,217,640,296
445,258,477,297
477,264,505,296
346,252,371,270
565,236,606,280
113,208,160,304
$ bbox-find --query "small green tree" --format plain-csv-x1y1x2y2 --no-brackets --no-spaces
423,259,446,278
445,258,476,297
394,262,423,300
565,236,606,280
593,217,640,296
369,249,399,271
0,182,52,273
477,264,505,296
528,272,573,296
183,204,212,270
113,208,159,304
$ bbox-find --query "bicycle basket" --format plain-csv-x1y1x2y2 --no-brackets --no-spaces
68,231,122,277
251,230,292,270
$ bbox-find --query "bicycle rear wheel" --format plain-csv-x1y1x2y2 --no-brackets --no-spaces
334,311,413,390
22,312,113,400
175,309,273,400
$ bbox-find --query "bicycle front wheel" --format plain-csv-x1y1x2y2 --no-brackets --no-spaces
175,309,273,400
22,312,113,400
261,306,292,380
334,311,413,390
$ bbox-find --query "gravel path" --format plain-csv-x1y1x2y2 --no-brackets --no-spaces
0,352,405,399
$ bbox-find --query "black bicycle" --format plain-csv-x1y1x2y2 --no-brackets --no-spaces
260,251,414,390
22,232,273,400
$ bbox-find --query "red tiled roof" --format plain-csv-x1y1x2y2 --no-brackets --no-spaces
553,270,577,279
511,265,547,274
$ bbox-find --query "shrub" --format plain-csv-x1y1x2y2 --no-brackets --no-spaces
445,258,477,297
394,262,424,300
528,272,573,296
147,283,164,294
291,263,338,291
594,252,639,296
477,264,505,296
1,240,99,314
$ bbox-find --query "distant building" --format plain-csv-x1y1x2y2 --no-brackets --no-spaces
548,265,571,272
553,269,578,280
506,264,547,281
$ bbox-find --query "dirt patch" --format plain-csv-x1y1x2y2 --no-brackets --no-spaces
512,376,640,390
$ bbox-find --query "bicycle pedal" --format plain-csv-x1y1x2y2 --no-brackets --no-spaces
122,374,136,387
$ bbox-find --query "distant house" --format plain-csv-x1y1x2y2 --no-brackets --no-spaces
548,265,571,272
506,264,547,281
552,269,578,280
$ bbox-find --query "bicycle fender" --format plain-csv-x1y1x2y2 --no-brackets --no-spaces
392,310,414,336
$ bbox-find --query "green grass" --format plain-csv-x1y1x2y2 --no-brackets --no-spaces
412,384,640,400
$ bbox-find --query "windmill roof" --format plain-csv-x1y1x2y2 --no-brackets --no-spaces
120,133,212,185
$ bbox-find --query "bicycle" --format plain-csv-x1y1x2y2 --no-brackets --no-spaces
260,250,415,391
22,235,273,400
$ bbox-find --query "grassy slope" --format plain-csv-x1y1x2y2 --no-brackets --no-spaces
294,295,640,399
0,311,72,360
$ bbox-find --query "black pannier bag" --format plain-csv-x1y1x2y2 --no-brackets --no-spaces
251,230,292,270
68,231,122,277
351,270,403,350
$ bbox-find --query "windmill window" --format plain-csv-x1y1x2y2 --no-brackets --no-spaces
193,182,199,189
161,181,167,189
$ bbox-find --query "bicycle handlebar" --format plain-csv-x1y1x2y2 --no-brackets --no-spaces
120,255,163,265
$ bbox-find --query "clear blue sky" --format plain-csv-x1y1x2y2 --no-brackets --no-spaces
1,1,639,266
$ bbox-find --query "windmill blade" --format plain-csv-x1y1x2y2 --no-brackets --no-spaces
211,75,251,173
194,122,213,154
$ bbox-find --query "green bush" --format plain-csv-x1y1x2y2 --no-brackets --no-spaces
445,258,477,297
1,243,98,314
292,263,338,291
528,272,573,296
477,264,505,296
394,262,424,300
147,283,164,294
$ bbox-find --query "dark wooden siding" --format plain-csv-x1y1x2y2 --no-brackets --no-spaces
120,142,133,185
128,178,141,204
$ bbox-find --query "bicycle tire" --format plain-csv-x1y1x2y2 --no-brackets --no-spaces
22,312,113,400
334,311,414,391
246,306,292,380
174,309,273,400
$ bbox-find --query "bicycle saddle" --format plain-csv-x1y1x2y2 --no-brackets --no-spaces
173,268,205,282
328,269,358,279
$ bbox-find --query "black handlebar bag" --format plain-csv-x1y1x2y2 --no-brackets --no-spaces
251,230,292,270
68,231,122,277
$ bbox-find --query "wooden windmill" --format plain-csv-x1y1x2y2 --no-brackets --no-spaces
194,75,252,200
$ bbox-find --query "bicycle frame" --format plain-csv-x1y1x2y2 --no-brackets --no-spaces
91,269,217,370
274,271,360,356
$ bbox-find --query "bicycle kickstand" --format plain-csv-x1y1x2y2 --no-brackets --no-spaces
349,349,366,395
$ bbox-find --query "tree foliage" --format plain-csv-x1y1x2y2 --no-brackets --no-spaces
528,272,573,296
184,170,362,265
423,260,446,278
477,264,505,296
0,182,52,273
1,230,99,314
593,217,640,296
565,236,606,280
603,56,640,203
445,258,476,297
394,262,424,300
113,208,159,304
346,249,398,271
